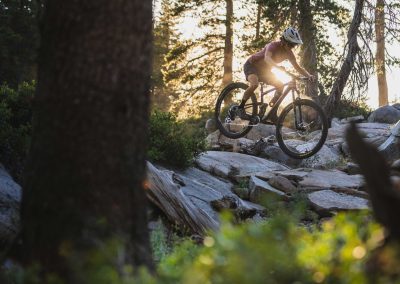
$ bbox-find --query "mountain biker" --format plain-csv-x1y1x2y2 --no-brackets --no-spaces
237,27,314,121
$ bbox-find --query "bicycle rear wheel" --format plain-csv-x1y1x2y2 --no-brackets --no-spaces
276,99,328,159
215,82,257,139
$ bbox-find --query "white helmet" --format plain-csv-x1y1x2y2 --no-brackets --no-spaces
282,27,303,45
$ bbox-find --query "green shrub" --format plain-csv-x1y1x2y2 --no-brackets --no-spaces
333,99,371,119
4,209,398,283
148,110,206,168
0,81,34,180
158,211,385,284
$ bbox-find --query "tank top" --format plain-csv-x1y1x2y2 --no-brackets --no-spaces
248,41,295,70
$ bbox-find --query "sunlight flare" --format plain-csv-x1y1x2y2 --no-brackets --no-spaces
271,67,292,84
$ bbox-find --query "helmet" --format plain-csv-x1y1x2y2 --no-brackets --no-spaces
282,27,303,45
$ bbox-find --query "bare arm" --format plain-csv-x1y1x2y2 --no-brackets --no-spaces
289,56,311,77
264,51,281,69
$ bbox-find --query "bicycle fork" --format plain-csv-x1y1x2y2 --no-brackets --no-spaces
292,89,304,130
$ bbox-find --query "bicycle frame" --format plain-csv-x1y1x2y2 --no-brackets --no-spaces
243,79,301,123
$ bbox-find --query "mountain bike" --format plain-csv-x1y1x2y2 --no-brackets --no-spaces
215,70,328,159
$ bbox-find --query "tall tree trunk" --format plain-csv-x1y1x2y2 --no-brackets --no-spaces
289,0,298,26
375,0,388,106
324,0,364,119
255,2,261,40
298,0,319,103
222,0,233,87
21,0,153,278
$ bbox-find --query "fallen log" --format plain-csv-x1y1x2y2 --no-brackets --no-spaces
146,162,219,235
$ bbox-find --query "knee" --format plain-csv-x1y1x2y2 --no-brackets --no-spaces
276,84,284,93
248,80,258,90
248,84,258,91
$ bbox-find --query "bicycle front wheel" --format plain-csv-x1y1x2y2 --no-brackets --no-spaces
276,99,328,159
215,82,257,139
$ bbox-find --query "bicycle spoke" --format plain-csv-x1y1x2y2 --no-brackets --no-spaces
215,83,258,139
276,99,328,159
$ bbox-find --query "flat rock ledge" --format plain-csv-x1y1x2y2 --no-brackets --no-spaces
196,151,288,179
308,190,369,214
235,168,364,192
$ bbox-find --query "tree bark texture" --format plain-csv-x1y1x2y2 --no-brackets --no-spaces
222,0,233,87
255,3,262,40
21,0,153,277
298,0,319,103
375,0,388,107
324,0,364,119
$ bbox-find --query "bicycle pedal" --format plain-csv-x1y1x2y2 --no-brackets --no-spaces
249,115,260,125
224,117,233,124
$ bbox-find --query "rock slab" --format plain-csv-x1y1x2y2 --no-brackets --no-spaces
0,166,21,253
368,105,400,124
308,190,369,211
196,151,288,179
272,168,364,190
268,176,297,194
249,176,285,202
299,145,341,169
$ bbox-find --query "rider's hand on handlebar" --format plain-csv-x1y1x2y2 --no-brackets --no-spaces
277,66,287,72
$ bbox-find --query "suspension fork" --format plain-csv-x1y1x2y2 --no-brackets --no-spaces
292,88,303,129
258,83,268,117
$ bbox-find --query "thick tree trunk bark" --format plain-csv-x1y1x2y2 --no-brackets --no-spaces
222,0,233,87
21,0,153,278
375,0,388,107
324,0,364,119
298,0,319,103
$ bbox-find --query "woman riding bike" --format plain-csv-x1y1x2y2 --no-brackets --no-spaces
231,27,315,122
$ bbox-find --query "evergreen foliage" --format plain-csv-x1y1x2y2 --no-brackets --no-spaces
148,110,206,168
152,0,179,111
6,209,399,283
161,0,232,118
0,0,40,87
333,99,371,119
0,81,34,180
157,211,381,284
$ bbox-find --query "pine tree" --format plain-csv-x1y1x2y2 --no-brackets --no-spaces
152,0,179,110
164,0,234,117
298,0,319,101
243,0,349,98
324,0,365,119
375,0,388,106
0,0,41,87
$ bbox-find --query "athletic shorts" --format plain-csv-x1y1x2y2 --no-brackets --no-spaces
243,60,283,89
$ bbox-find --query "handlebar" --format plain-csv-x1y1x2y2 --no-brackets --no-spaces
278,67,311,82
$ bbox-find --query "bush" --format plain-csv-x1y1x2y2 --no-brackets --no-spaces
148,110,206,168
0,81,34,180
4,208,398,283
333,99,371,119
157,211,385,284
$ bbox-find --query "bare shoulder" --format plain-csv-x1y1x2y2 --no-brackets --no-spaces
266,41,280,52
